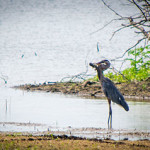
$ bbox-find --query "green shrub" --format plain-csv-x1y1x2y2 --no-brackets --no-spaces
91,45,150,83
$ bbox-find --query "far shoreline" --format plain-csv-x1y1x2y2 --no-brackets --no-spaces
13,79,150,101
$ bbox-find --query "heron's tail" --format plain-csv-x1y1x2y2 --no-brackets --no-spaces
122,101,129,111
120,96,129,111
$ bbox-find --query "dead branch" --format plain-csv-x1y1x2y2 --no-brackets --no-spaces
128,17,150,38
101,0,123,18
110,26,129,40
132,0,148,20
101,0,150,56
110,38,146,60
143,0,150,6
90,18,119,35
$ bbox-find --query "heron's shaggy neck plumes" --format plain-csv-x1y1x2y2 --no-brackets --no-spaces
97,60,110,82
98,60,110,70
97,68,104,82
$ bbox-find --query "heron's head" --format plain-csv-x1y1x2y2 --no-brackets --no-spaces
89,60,110,71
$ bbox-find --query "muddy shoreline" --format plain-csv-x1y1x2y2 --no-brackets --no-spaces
1,122,150,141
1,80,149,149
14,78,150,101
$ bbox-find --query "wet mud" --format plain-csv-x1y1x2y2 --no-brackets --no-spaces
0,122,150,141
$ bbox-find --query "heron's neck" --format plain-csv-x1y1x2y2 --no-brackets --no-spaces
97,69,104,82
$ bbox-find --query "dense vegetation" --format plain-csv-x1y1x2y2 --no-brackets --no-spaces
92,45,150,83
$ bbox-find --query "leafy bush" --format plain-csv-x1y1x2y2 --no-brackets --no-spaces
89,75,99,82
105,45,150,82
91,45,150,83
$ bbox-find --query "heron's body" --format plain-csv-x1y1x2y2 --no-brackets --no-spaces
89,60,129,128
102,77,129,111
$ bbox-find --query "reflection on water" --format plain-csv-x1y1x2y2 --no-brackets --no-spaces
0,87,150,133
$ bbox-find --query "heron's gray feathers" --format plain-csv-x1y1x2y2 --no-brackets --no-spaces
102,78,129,111
97,60,110,71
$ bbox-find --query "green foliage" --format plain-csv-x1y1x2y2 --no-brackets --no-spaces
105,72,126,83
126,45,150,71
91,45,150,83
89,75,99,82
106,45,150,82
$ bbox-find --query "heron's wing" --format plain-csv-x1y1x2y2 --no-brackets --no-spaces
102,78,129,111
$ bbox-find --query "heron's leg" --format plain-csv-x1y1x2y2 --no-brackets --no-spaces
108,99,112,129
110,104,112,129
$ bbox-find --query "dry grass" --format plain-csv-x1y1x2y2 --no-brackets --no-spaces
0,134,150,150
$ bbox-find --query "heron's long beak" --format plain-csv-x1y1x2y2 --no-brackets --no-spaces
90,60,110,71
89,63,98,69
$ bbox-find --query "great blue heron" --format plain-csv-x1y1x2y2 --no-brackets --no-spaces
89,60,129,128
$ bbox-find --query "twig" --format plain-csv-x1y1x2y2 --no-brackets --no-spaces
128,17,149,38
110,26,129,40
132,0,147,21
90,19,118,35
111,65,130,82
143,0,150,7
101,0,123,18
110,38,146,61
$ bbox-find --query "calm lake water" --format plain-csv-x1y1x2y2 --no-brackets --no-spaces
0,86,150,133
0,0,149,134
0,0,139,85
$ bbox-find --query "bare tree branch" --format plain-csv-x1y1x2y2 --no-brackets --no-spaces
101,0,123,18
90,19,118,35
143,0,150,6
110,38,146,61
110,26,129,40
100,0,150,54
132,0,148,20
128,17,150,38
